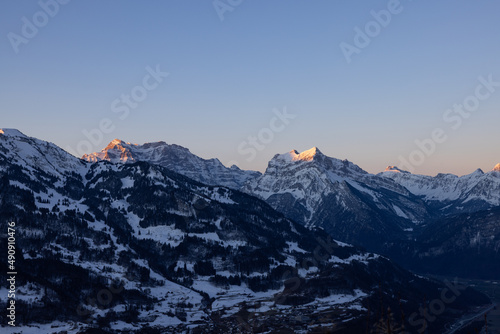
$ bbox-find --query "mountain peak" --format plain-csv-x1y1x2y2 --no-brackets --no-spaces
384,166,410,174
104,138,139,150
274,147,323,163
492,163,500,172
0,128,27,138
105,138,125,149
472,168,484,175
110,138,125,145
278,147,323,162
294,147,323,161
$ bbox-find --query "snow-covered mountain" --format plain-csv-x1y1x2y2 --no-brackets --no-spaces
243,147,432,250
0,128,87,178
4,129,487,333
387,206,500,279
379,164,500,215
83,139,261,189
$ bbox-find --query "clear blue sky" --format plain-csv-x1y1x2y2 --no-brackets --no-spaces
1,0,500,175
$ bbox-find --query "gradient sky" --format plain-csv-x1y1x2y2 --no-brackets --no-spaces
1,1,500,176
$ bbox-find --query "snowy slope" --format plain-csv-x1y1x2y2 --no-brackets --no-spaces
0,129,91,216
0,128,88,179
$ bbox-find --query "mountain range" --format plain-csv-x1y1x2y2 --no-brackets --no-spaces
84,137,500,222
84,136,500,273
379,165,500,215
0,128,496,333
83,139,260,190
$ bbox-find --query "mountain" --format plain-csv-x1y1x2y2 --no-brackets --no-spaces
0,128,87,178
387,206,500,279
374,166,500,279
82,139,261,189
242,149,500,280
0,129,489,333
82,139,500,281
379,165,500,215
243,147,432,251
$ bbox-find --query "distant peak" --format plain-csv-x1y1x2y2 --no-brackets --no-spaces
472,168,484,175
142,141,167,148
493,163,500,172
110,138,124,145
275,147,324,163
104,139,125,148
0,128,27,138
104,139,137,151
292,147,323,162
384,166,410,174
